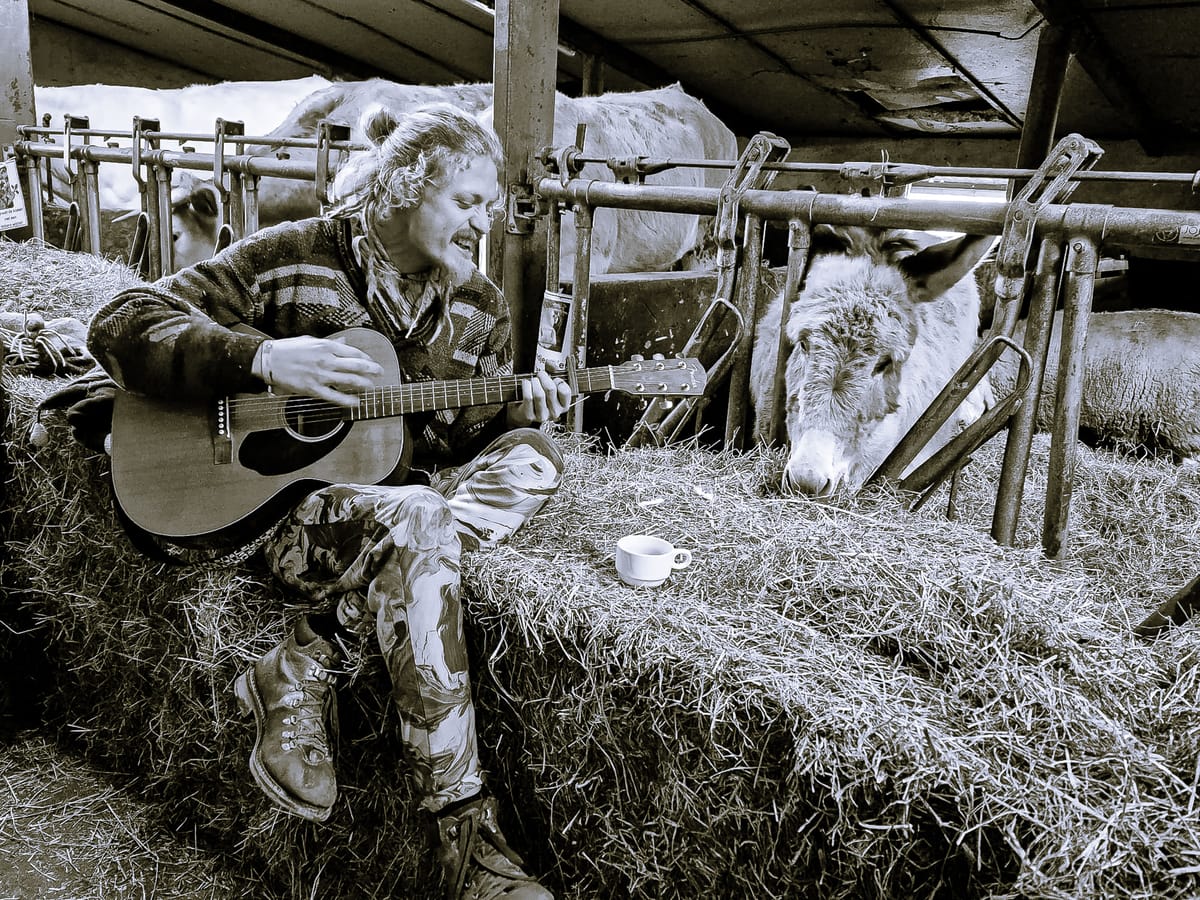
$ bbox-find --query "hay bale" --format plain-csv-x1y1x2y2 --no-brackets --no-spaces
3,238,1200,899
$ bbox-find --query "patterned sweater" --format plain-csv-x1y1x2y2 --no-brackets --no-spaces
88,216,513,471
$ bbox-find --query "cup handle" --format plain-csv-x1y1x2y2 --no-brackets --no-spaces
672,549,693,570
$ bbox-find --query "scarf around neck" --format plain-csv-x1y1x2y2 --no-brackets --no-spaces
352,213,453,345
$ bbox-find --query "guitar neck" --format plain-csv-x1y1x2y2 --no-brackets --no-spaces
351,367,613,420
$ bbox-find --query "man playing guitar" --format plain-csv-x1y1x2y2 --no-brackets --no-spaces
89,102,565,900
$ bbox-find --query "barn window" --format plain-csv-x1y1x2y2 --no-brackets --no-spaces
904,175,1008,238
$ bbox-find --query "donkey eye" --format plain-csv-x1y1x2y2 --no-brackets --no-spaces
873,355,894,376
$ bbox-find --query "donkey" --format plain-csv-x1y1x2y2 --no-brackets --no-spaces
749,225,995,496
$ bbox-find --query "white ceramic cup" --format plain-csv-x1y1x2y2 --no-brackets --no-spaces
615,534,693,588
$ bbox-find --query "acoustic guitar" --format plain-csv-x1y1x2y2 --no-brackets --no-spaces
110,327,707,543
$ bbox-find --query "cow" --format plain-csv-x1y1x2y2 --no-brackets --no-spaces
170,81,737,277
31,76,332,212
749,225,996,496
486,83,737,281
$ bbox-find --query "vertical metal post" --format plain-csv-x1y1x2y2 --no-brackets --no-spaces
991,238,1063,545
766,220,811,445
154,163,175,277
493,0,559,372
566,203,593,434
80,155,103,254
1043,236,1098,558
545,200,561,290
724,213,764,448
20,153,44,243
242,174,260,235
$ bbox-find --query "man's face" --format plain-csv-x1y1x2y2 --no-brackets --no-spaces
376,154,500,279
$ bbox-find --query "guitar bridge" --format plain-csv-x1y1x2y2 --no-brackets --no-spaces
213,397,232,465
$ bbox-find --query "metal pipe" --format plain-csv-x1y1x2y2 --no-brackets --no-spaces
551,154,1200,187
143,175,163,281
724,212,764,448
545,200,561,290
1043,236,1099,559
154,163,175,276
79,158,102,254
536,179,1200,254
992,238,1064,546
20,153,44,243
242,174,260,235
567,203,593,434
766,221,811,445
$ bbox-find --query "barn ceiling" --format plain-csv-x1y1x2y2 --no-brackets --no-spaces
26,0,1200,154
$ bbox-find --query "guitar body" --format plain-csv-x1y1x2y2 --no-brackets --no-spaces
109,326,708,545
111,328,407,541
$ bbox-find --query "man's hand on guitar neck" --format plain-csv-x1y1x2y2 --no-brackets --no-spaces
252,336,384,407
506,369,573,427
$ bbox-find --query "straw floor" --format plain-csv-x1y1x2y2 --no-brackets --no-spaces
2,238,1199,899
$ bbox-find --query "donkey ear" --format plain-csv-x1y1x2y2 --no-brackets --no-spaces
901,234,995,302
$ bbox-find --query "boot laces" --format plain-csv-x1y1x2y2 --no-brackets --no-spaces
279,662,333,762
442,799,535,898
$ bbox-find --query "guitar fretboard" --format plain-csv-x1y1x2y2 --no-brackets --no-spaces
349,368,615,420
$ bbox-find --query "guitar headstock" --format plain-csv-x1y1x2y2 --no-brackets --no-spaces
608,356,708,397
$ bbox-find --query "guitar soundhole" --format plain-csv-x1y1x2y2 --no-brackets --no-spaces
284,398,345,440
239,402,352,477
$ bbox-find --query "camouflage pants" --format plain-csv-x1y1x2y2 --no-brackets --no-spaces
263,428,563,811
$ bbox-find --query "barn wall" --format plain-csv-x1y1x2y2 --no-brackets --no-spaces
30,19,210,90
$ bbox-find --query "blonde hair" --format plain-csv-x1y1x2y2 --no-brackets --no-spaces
329,102,503,224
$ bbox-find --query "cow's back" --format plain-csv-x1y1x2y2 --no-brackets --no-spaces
548,84,737,276
32,76,332,210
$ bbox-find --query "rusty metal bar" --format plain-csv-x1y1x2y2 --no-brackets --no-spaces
566,202,593,434
20,152,43,243
992,239,1064,545
79,157,102,254
534,178,1200,256
242,174,260,235
545,199,561,290
1043,236,1099,559
724,211,764,448
153,162,174,277
763,220,811,446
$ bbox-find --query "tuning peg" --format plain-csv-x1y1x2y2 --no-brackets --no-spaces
661,399,675,410
630,354,644,362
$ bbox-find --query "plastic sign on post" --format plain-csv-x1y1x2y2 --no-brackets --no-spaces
0,155,29,233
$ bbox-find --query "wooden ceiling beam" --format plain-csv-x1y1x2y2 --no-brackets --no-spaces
147,0,478,83
1030,0,1166,155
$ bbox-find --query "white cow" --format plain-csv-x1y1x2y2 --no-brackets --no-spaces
749,225,996,495
483,83,737,281
30,76,332,211
171,81,737,277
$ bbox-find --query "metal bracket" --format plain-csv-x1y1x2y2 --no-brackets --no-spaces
213,118,245,199
607,155,676,184
838,160,934,193
62,114,89,181
316,121,352,208
993,133,1103,321
713,131,792,269
541,123,588,188
131,117,160,193
625,131,791,448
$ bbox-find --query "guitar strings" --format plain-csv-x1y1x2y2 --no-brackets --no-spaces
221,370,625,421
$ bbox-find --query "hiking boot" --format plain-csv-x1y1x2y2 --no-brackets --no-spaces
234,621,339,822
435,795,553,899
